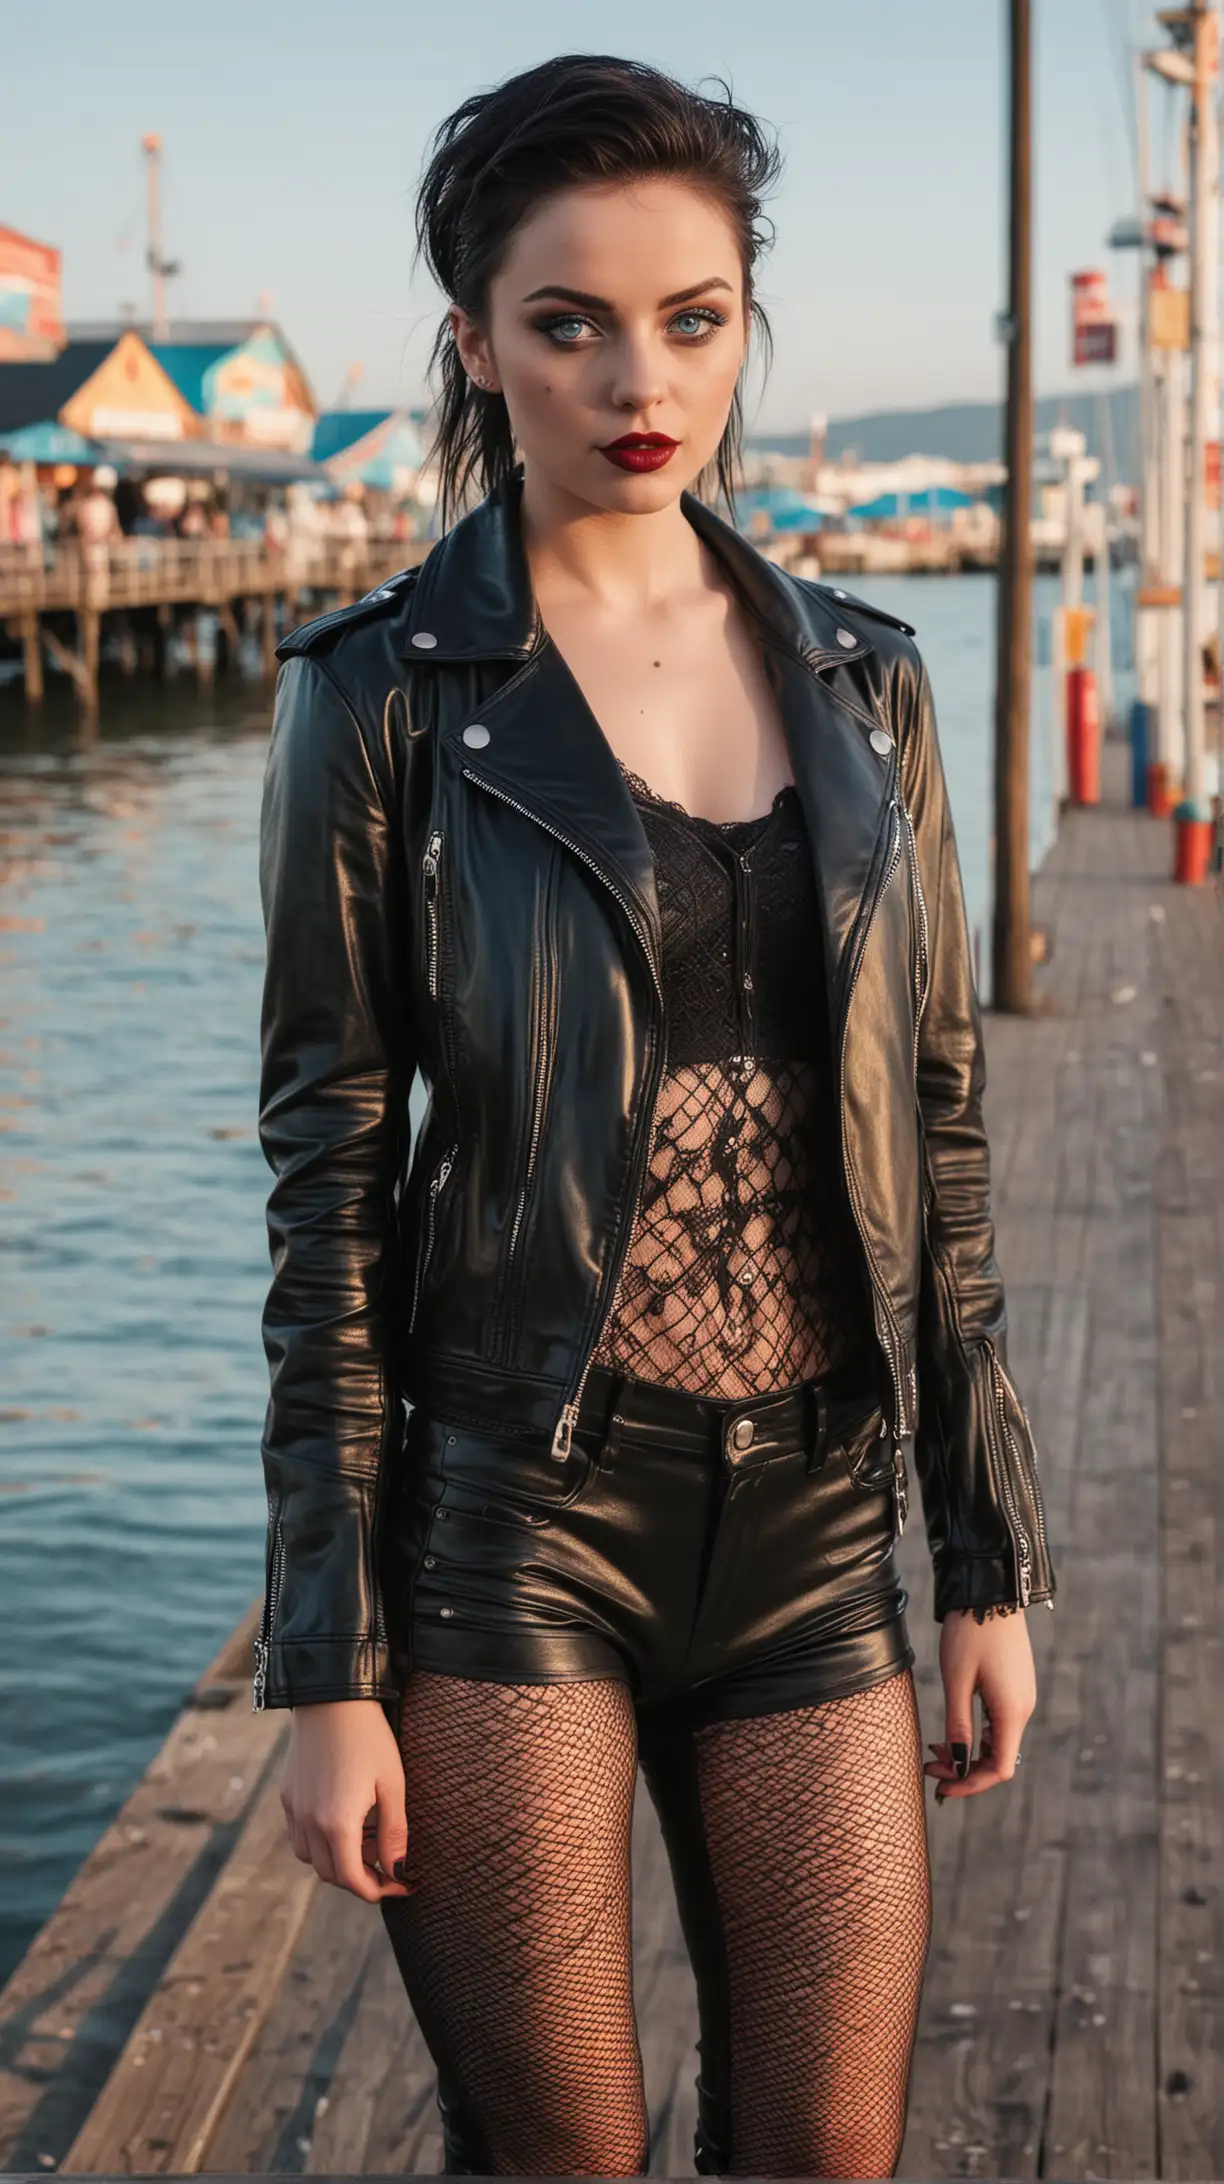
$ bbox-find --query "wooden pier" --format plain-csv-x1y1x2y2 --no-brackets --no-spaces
0,538,430,710
0,744,1220,2180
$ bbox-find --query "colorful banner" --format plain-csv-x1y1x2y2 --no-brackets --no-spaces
1071,269,1118,367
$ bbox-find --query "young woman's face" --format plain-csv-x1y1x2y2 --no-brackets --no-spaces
452,177,750,514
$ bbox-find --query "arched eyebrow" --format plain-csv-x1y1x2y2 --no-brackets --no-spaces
520,278,734,310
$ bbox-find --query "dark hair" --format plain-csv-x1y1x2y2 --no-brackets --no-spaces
415,54,781,525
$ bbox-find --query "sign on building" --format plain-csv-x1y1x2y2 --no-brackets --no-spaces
1071,269,1119,368
0,226,64,360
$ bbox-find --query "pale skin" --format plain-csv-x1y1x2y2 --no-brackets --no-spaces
282,177,1036,1901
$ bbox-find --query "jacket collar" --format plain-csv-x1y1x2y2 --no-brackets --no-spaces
400,472,876,676
408,476,894,1004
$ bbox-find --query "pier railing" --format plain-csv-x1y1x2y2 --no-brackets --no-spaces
0,534,430,618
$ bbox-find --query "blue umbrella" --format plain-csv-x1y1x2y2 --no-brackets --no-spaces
0,421,103,465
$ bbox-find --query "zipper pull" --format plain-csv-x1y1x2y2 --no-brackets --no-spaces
252,1635,268,1713
423,831,442,895
551,1404,577,1461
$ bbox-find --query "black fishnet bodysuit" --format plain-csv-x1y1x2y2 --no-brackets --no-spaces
593,767,875,1400
381,770,933,2176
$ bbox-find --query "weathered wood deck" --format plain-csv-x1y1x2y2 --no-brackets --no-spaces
0,745,1220,2179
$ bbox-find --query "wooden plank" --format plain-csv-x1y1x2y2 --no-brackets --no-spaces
1152,886,1224,2181
62,1761,314,2175
0,1679,284,2174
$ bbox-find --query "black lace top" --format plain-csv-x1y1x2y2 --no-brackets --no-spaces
592,766,877,1400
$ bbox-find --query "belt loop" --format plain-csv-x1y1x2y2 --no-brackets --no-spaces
806,1384,829,1475
600,1373,627,1476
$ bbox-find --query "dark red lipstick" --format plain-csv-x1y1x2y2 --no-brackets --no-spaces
598,433,679,473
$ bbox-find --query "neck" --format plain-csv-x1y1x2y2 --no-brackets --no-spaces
520,466,707,613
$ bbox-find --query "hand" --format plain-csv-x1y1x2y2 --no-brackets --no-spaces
280,1697,411,1899
924,1607,1036,1802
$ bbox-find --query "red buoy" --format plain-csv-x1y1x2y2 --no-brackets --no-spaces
1147,761,1175,818
1173,801,1214,885
1066,666,1101,806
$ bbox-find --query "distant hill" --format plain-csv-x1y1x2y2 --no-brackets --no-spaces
751,385,1140,478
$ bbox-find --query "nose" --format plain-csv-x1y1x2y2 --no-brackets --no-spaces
607,328,668,415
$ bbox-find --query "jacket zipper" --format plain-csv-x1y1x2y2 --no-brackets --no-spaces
983,1338,1050,1604
423,831,443,998
835,795,911,1529
900,801,931,1080
982,1341,1034,1606
409,1143,457,1332
252,1497,286,1711
461,767,666,1458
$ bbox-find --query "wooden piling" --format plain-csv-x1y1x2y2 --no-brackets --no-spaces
20,611,44,703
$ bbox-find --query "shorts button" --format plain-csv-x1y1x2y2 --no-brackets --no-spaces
731,1416,755,1452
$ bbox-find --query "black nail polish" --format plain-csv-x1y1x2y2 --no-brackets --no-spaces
952,1741,970,1778
393,1857,410,1883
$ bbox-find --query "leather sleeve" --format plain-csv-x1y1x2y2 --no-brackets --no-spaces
254,653,413,1706
900,659,1056,1619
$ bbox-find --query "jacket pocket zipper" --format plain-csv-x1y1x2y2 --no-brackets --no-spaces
252,1495,286,1711
409,1143,457,1333
423,830,443,999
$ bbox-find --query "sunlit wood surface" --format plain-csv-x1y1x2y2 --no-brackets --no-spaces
0,742,1219,2179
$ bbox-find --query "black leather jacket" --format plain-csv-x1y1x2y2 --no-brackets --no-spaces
253,477,1056,1709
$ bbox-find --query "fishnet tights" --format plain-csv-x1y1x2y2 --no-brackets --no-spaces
380,1667,931,2177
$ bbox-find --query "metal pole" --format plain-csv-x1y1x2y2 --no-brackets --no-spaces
1163,344,1188,782
992,0,1034,1014
143,134,167,342
1183,3,1217,810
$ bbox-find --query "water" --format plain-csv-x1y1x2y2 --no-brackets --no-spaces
0,569,1133,1985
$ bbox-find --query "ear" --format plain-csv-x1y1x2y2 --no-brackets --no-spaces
449,305,500,395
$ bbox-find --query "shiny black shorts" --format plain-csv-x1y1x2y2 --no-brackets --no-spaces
382,1360,914,1744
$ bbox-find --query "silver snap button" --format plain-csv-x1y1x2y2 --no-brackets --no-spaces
731,1417,755,1452
833,588,847,599
462,723,491,749
439,1605,454,1618
411,631,438,650
423,1555,436,1569
836,628,857,649
870,727,894,756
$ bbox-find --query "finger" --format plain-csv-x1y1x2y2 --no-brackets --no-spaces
942,1675,977,1782
934,1722,1024,1800
376,1775,410,1894
361,1808,382,1874
326,1828,390,1904
287,1818,314,1865
304,1821,339,1888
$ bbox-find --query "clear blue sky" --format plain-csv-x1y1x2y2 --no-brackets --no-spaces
3,0,1169,430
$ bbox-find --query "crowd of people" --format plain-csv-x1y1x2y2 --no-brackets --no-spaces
0,461,425,567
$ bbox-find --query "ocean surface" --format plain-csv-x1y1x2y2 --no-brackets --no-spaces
0,566,1133,1984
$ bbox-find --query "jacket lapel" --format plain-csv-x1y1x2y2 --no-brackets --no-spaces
683,496,899,1004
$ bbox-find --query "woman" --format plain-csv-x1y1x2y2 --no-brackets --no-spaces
255,54,1056,2180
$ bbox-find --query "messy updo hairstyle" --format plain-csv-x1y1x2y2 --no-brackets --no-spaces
415,54,781,525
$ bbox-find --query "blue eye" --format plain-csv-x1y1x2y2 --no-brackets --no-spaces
538,315,596,346
669,307,727,343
